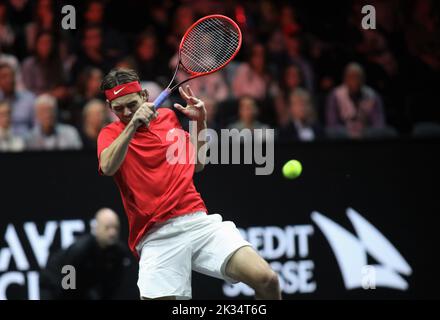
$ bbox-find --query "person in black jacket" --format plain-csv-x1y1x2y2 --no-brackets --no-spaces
278,88,324,142
40,208,131,300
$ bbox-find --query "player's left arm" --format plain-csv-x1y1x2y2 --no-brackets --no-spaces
174,85,207,172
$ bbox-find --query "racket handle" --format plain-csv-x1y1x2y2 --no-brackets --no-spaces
153,88,172,109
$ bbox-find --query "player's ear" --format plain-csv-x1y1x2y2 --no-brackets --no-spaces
140,89,149,102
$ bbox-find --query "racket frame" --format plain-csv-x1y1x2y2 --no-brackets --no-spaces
153,14,242,108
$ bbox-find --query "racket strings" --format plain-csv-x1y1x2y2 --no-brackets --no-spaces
182,22,235,72
181,17,240,74
184,19,238,70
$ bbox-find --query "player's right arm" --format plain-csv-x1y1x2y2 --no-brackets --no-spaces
99,103,157,176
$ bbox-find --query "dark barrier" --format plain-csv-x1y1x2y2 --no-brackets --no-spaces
0,141,439,300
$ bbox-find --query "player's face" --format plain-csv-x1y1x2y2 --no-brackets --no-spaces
111,92,144,124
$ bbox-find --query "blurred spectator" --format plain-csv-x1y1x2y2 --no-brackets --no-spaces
228,96,269,130
149,3,169,37
5,0,32,60
266,30,287,79
22,31,66,95
279,63,304,95
227,96,270,144
170,52,230,103
114,56,136,70
83,0,104,27
26,94,82,150
58,35,77,82
308,38,339,125
0,0,435,146
167,5,194,51
405,0,439,59
283,36,314,93
204,96,219,132
0,62,35,136
403,0,440,127
0,100,25,151
326,62,386,139
280,4,301,37
187,72,230,103
232,43,270,100
82,0,126,61
267,29,286,57
7,0,32,22
71,25,113,83
272,64,304,128
39,208,131,300
0,49,25,91
25,0,56,53
357,29,398,81
256,0,279,42
273,94,289,128
80,99,108,149
133,31,168,83
0,2,15,53
69,67,104,126
278,88,324,142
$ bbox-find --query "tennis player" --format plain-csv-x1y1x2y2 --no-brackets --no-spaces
97,68,281,300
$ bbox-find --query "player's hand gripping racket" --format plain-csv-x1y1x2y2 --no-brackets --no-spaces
153,14,242,108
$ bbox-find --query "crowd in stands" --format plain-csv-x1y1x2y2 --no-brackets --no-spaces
0,0,439,152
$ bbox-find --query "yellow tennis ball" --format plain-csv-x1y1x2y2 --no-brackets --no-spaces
282,160,302,179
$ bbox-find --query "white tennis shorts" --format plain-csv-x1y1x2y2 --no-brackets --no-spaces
135,211,251,299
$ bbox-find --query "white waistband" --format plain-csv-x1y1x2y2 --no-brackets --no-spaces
136,211,207,253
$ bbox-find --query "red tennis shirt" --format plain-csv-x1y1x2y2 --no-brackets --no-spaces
97,107,207,257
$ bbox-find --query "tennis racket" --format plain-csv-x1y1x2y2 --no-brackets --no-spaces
153,14,242,108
